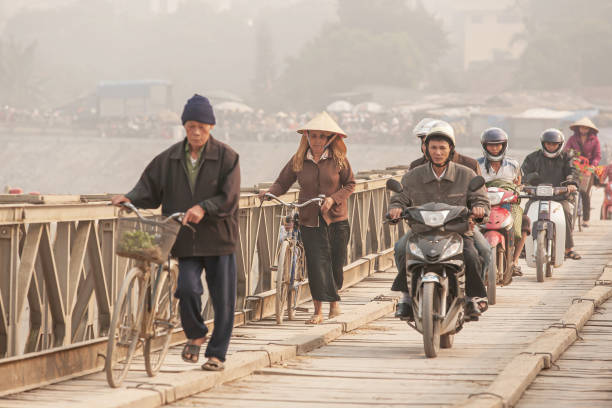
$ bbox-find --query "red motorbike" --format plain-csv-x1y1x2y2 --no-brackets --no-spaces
601,180,612,220
480,186,519,302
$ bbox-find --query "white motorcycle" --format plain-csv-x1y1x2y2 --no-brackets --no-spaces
522,174,570,282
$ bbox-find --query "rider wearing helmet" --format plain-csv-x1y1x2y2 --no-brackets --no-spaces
478,128,531,278
410,119,482,175
388,122,490,320
521,129,580,259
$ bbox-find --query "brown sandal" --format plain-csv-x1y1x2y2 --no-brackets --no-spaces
181,343,201,363
306,314,324,325
329,306,341,319
201,358,224,371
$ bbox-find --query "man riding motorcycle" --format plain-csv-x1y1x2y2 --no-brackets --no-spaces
521,129,580,260
477,127,531,277
409,119,493,289
389,121,490,319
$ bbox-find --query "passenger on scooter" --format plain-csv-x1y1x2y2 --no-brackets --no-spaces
389,121,490,319
477,128,531,277
410,119,494,287
521,129,580,260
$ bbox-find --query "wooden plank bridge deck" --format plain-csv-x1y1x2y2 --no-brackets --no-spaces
2,191,612,408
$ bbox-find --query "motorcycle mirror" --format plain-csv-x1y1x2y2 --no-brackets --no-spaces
386,178,403,193
524,172,541,185
467,176,485,192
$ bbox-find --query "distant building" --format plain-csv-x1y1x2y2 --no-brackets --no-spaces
424,0,525,70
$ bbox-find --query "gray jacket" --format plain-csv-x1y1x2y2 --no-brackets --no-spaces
389,161,490,216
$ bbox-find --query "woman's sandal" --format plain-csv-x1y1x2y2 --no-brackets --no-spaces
201,358,224,371
306,314,324,325
511,265,523,277
181,343,201,363
328,306,341,319
565,250,582,260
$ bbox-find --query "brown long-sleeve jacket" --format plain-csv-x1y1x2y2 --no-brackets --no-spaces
389,161,490,216
268,155,355,227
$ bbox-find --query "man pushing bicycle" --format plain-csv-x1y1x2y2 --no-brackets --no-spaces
112,94,240,371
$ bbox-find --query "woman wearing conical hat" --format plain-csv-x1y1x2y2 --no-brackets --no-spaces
564,117,601,228
259,111,355,324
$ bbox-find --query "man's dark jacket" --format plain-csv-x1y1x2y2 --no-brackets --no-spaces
409,152,482,175
521,150,577,187
126,136,240,257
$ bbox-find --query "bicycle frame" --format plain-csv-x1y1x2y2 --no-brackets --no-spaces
262,192,324,323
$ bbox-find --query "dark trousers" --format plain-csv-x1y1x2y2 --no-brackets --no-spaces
175,255,236,362
561,200,574,249
580,189,591,221
300,218,350,302
392,233,487,298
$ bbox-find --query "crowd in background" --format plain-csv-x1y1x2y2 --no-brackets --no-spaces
0,104,427,143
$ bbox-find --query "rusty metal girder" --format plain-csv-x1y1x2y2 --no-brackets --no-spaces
0,173,403,394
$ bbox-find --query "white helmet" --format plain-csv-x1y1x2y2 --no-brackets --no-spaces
424,120,456,147
413,118,436,138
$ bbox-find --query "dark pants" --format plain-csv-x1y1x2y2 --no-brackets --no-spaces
392,233,487,298
561,200,574,249
175,255,236,362
580,189,591,222
300,218,350,302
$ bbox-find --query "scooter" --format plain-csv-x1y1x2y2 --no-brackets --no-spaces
480,186,519,302
600,180,612,220
386,176,485,358
522,174,569,282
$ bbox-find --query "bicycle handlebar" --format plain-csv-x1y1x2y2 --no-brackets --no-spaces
263,192,325,208
119,202,186,224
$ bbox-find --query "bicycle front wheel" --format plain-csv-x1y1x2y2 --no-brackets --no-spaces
105,267,147,388
276,240,292,324
144,262,179,377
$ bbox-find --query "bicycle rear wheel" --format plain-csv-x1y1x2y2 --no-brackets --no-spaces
105,267,147,388
144,262,179,377
276,240,292,324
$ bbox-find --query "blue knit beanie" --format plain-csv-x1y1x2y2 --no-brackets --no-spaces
181,94,216,125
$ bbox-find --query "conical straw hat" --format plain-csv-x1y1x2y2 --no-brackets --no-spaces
569,117,598,133
297,111,347,138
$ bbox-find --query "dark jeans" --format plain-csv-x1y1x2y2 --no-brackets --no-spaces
392,233,487,298
175,255,236,362
300,218,350,302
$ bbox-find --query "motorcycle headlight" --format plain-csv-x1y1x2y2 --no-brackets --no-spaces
420,210,449,227
441,238,463,260
408,242,424,259
536,185,554,196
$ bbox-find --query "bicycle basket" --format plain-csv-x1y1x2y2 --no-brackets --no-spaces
115,214,181,264
578,173,592,193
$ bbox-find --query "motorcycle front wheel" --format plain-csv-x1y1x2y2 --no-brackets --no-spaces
422,281,441,358
536,230,547,282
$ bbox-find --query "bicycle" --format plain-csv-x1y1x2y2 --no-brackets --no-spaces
261,193,325,324
105,202,191,388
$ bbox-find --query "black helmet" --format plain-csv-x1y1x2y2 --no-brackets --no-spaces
480,127,508,162
540,128,565,158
